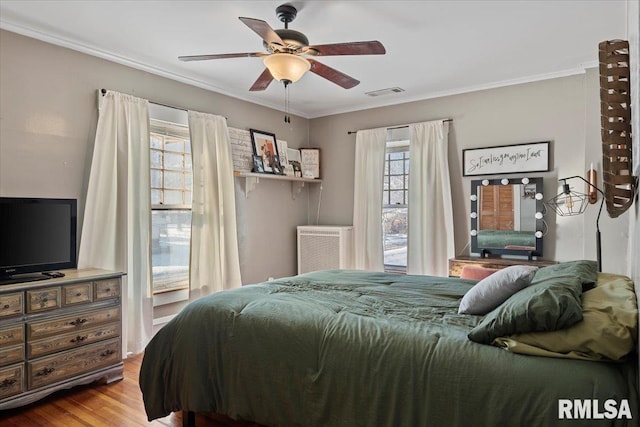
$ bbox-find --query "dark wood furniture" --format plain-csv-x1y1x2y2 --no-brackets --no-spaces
448,256,557,278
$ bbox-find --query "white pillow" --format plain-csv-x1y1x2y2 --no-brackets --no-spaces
458,265,538,315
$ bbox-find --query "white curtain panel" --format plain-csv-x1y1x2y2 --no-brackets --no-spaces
78,90,152,355
407,121,455,276
188,111,242,299
352,128,387,271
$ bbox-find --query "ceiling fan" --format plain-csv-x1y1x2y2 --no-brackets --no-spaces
178,3,386,91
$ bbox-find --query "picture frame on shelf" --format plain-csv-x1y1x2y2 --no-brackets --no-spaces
272,155,284,175
252,155,265,173
250,129,279,174
300,148,320,179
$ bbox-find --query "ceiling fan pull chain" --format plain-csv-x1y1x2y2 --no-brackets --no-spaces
284,80,291,123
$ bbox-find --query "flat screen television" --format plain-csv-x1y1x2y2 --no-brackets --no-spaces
0,197,77,283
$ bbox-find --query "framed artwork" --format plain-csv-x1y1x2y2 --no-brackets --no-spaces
462,141,550,176
300,148,320,178
250,129,279,174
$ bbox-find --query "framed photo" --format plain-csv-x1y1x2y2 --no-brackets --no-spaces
252,155,265,173
250,129,279,174
272,155,284,175
462,141,550,176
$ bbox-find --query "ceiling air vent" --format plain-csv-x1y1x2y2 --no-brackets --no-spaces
365,87,405,97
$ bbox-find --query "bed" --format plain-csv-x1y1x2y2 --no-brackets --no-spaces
139,265,639,427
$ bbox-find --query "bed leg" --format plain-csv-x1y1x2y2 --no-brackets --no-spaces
182,410,195,427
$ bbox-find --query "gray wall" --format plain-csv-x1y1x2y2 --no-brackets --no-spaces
0,29,312,286
0,28,633,284
309,72,631,274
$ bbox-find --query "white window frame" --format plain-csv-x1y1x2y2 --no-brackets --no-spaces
383,140,410,272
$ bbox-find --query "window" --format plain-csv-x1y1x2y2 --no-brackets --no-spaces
150,120,192,294
383,141,409,271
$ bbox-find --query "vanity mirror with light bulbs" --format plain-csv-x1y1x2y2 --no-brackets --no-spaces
470,177,545,260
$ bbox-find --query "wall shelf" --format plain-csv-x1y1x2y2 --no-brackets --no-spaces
234,171,322,199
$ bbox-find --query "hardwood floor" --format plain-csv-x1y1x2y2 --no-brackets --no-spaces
0,354,262,427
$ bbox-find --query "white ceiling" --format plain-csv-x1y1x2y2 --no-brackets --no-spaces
0,0,629,118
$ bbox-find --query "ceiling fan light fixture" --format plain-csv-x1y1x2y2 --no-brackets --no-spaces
263,53,310,84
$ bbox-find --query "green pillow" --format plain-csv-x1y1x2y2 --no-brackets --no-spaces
532,260,598,288
468,274,583,344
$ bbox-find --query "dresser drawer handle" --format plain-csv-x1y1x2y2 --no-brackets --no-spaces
2,304,9,309
35,367,55,377
75,292,82,297
0,378,17,389
71,335,87,344
104,288,111,293
70,318,88,327
100,349,116,357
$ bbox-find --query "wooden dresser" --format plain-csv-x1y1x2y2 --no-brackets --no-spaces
449,256,557,278
0,269,123,410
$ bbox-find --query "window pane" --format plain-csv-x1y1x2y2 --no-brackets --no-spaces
185,154,192,170
164,190,183,205
383,190,389,205
164,171,183,189
151,170,162,188
390,190,404,205
185,173,193,191
185,140,191,154
150,149,163,168
389,151,404,160
382,207,407,268
383,175,389,190
164,138,183,152
405,159,410,173
164,152,183,170
185,191,192,205
150,135,162,149
152,210,191,292
384,159,389,175
390,160,404,174
390,175,404,190
151,189,162,205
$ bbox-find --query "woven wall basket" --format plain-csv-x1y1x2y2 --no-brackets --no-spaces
599,39,635,218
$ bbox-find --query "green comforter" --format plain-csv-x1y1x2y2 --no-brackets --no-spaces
140,270,638,426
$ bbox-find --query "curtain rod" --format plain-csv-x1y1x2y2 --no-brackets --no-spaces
101,88,188,112
346,119,453,135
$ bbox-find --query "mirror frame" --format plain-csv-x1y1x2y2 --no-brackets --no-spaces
470,177,544,259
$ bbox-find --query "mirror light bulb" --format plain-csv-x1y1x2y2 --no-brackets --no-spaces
535,212,543,219
470,229,478,236
535,231,543,238
501,178,509,185
482,179,489,186
521,177,530,184
470,212,477,219
535,193,543,200
470,194,477,202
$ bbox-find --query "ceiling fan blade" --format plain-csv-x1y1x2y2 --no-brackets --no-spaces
239,17,285,47
306,41,386,56
249,68,274,91
307,59,359,89
178,52,265,61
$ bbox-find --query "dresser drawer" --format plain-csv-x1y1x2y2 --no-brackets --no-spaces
27,306,120,340
0,324,24,367
0,324,24,347
62,282,93,306
0,363,24,400
28,338,120,390
28,322,120,358
94,279,121,301
0,293,24,319
0,344,24,367
26,287,61,313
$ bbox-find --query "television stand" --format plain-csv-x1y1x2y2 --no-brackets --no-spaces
0,271,64,286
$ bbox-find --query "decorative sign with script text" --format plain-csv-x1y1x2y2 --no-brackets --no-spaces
462,141,550,176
